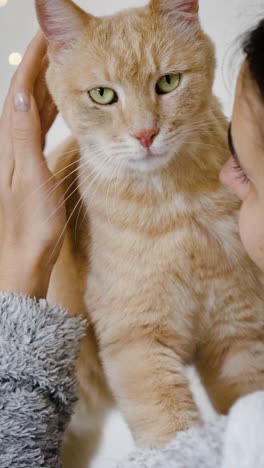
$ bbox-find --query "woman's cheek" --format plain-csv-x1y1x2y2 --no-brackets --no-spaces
220,157,250,200
239,197,264,272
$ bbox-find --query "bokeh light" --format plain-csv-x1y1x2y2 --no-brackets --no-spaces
8,52,22,67
0,0,8,8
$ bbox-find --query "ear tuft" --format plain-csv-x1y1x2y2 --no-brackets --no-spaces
175,0,199,14
151,0,199,23
35,0,88,55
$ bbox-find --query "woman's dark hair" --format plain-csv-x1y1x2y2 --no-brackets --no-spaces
243,19,264,99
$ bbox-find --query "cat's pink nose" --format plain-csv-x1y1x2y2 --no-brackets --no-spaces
132,128,159,149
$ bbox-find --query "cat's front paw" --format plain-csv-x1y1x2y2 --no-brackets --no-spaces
134,410,200,448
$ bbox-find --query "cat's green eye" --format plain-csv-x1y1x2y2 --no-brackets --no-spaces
89,87,118,105
156,74,181,95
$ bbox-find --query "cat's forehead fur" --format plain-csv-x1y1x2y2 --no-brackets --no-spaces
58,5,211,88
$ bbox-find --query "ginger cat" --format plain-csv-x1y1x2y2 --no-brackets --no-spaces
35,0,264,465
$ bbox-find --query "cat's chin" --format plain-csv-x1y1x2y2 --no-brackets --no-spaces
127,152,173,173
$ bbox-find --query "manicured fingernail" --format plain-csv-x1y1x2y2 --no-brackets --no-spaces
14,91,31,112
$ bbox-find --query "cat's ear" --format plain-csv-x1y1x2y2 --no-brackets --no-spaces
151,0,199,24
35,0,89,56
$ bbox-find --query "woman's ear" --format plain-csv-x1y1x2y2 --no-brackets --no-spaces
35,0,89,58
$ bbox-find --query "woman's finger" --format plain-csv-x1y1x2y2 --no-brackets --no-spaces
41,106,58,150
0,72,16,182
0,70,18,128
0,31,47,131
40,93,58,134
0,104,15,190
12,31,47,94
0,96,12,149
33,53,58,149
11,91,45,176
34,54,49,113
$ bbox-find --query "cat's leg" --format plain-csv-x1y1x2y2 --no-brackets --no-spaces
197,334,264,414
62,333,114,468
196,281,264,414
62,396,105,468
100,329,200,447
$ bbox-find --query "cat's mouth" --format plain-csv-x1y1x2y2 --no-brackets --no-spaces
127,150,173,171
129,150,168,162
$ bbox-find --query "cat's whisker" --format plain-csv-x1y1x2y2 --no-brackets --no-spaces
16,161,80,216
42,142,103,166
36,147,79,172
108,143,130,151
18,146,108,212
186,131,223,137
43,152,112,262
190,111,217,121
184,141,230,153
36,151,107,227
73,156,111,245
168,135,229,154
166,122,218,138
176,125,218,136
171,129,227,145
105,158,123,227
188,109,220,120
54,152,109,215
112,158,125,199
40,142,101,170
77,155,115,233
46,176,92,266
82,155,115,204
73,151,114,232
182,123,220,132
165,126,225,144
183,117,218,127
27,149,78,176
17,150,105,216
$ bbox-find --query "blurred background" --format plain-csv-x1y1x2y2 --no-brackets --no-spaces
0,0,263,467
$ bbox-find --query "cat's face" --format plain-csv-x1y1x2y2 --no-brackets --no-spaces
36,0,215,174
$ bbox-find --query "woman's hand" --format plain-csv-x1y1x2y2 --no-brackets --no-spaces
0,31,66,299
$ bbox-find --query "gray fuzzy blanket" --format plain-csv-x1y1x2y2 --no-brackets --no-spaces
0,293,86,468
